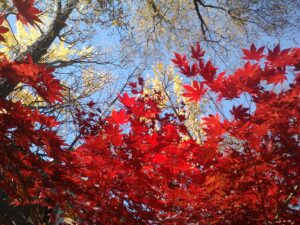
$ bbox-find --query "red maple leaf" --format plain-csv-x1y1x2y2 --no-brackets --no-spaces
171,53,187,67
266,44,293,67
191,42,205,60
109,109,130,124
11,60,40,79
262,66,286,85
36,70,64,103
182,81,206,102
118,93,136,107
217,76,240,100
200,60,217,83
152,154,168,164
12,0,42,26
230,105,250,121
179,62,199,77
242,44,264,61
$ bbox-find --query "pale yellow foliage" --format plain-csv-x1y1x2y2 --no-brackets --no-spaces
173,74,182,99
80,67,111,97
79,0,92,4
0,19,93,61
128,0,194,50
0,0,9,10
62,217,75,225
11,84,46,107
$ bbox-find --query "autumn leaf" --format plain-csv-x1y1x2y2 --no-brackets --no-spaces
242,44,264,61
266,44,293,67
11,62,40,79
191,42,205,60
230,105,250,121
182,81,206,102
12,0,42,26
109,109,130,124
36,71,64,103
200,60,217,83
179,62,199,77
87,101,96,108
152,154,168,164
118,93,135,107
263,66,286,85
171,52,187,67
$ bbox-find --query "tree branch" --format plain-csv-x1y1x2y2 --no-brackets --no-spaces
0,0,79,99
271,184,299,225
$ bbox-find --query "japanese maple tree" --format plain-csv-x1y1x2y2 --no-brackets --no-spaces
53,43,300,224
0,2,299,224
171,43,300,224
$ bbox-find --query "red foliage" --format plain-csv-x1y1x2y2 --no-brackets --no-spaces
12,0,42,26
0,0,42,43
0,16,9,42
173,43,300,224
0,62,69,218
182,80,206,102
0,8,299,223
242,43,264,61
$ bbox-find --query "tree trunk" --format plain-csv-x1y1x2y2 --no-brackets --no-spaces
0,0,79,99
